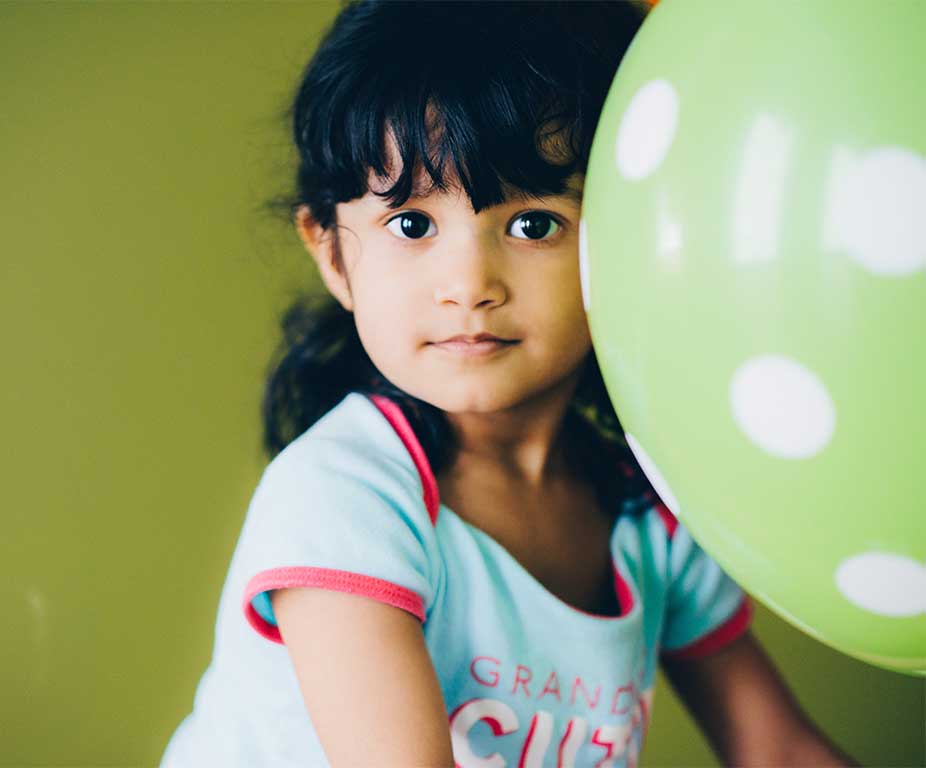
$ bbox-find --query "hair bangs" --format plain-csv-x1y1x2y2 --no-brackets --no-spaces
358,83,583,214
321,12,590,215
292,1,644,228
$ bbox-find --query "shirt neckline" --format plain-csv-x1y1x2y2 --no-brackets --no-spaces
439,502,639,625
364,393,637,622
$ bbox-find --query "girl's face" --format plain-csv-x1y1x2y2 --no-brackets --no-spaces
303,169,592,415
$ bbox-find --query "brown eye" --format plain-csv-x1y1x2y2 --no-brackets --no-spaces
509,212,560,241
386,212,435,239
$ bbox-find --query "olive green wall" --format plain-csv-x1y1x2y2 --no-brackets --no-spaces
1,3,922,766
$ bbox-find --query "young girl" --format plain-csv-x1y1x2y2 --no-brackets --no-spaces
163,2,855,766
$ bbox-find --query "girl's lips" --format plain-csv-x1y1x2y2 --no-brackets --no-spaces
429,339,519,357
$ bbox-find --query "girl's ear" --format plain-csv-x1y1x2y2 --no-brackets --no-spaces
294,205,354,312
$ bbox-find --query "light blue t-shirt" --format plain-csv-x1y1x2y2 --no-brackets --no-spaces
162,392,751,768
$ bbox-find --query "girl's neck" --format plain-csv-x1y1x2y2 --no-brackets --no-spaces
441,368,582,489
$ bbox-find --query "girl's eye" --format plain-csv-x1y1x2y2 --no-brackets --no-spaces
509,212,561,241
385,212,435,240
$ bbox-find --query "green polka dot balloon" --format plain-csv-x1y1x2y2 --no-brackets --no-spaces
583,0,925,675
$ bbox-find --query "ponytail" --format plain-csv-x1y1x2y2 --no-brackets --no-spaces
261,293,458,473
262,295,366,457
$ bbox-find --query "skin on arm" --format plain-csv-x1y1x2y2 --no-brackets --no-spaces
661,630,858,767
271,587,454,768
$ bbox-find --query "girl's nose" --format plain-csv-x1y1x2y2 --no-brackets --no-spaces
432,247,507,310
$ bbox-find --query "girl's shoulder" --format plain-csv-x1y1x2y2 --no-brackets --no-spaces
277,391,398,456
240,391,444,641
271,392,420,477
255,391,439,529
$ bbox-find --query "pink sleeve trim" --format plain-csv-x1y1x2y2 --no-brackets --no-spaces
614,566,635,617
661,596,754,661
242,566,427,645
368,394,441,526
653,502,678,540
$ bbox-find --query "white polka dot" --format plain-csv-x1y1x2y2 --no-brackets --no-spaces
625,433,681,516
578,218,591,312
822,146,926,276
730,355,836,459
615,79,679,181
835,552,926,617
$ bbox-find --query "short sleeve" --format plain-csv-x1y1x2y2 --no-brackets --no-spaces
659,519,752,660
237,429,438,645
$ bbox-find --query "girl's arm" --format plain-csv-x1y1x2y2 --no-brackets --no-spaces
272,587,454,767
661,630,859,767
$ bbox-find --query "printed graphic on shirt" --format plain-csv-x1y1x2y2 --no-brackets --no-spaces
450,654,654,768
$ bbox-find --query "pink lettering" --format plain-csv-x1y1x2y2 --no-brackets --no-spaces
470,656,501,688
610,684,635,716
447,690,653,768
569,676,601,709
557,717,588,768
511,664,533,697
590,723,630,768
517,711,553,768
538,670,562,703
449,698,518,768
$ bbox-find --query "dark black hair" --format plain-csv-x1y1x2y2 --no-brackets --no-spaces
263,0,650,507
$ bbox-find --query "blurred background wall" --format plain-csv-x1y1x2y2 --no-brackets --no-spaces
1,2,922,766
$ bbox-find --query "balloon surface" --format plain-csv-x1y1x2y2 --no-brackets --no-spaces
583,0,926,675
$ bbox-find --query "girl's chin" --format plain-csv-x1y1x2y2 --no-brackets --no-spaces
418,386,527,415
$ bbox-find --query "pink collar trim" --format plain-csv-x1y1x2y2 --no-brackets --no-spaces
369,394,441,526
366,393,636,619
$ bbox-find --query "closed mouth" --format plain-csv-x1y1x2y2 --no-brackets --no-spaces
434,333,518,344
428,338,519,356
